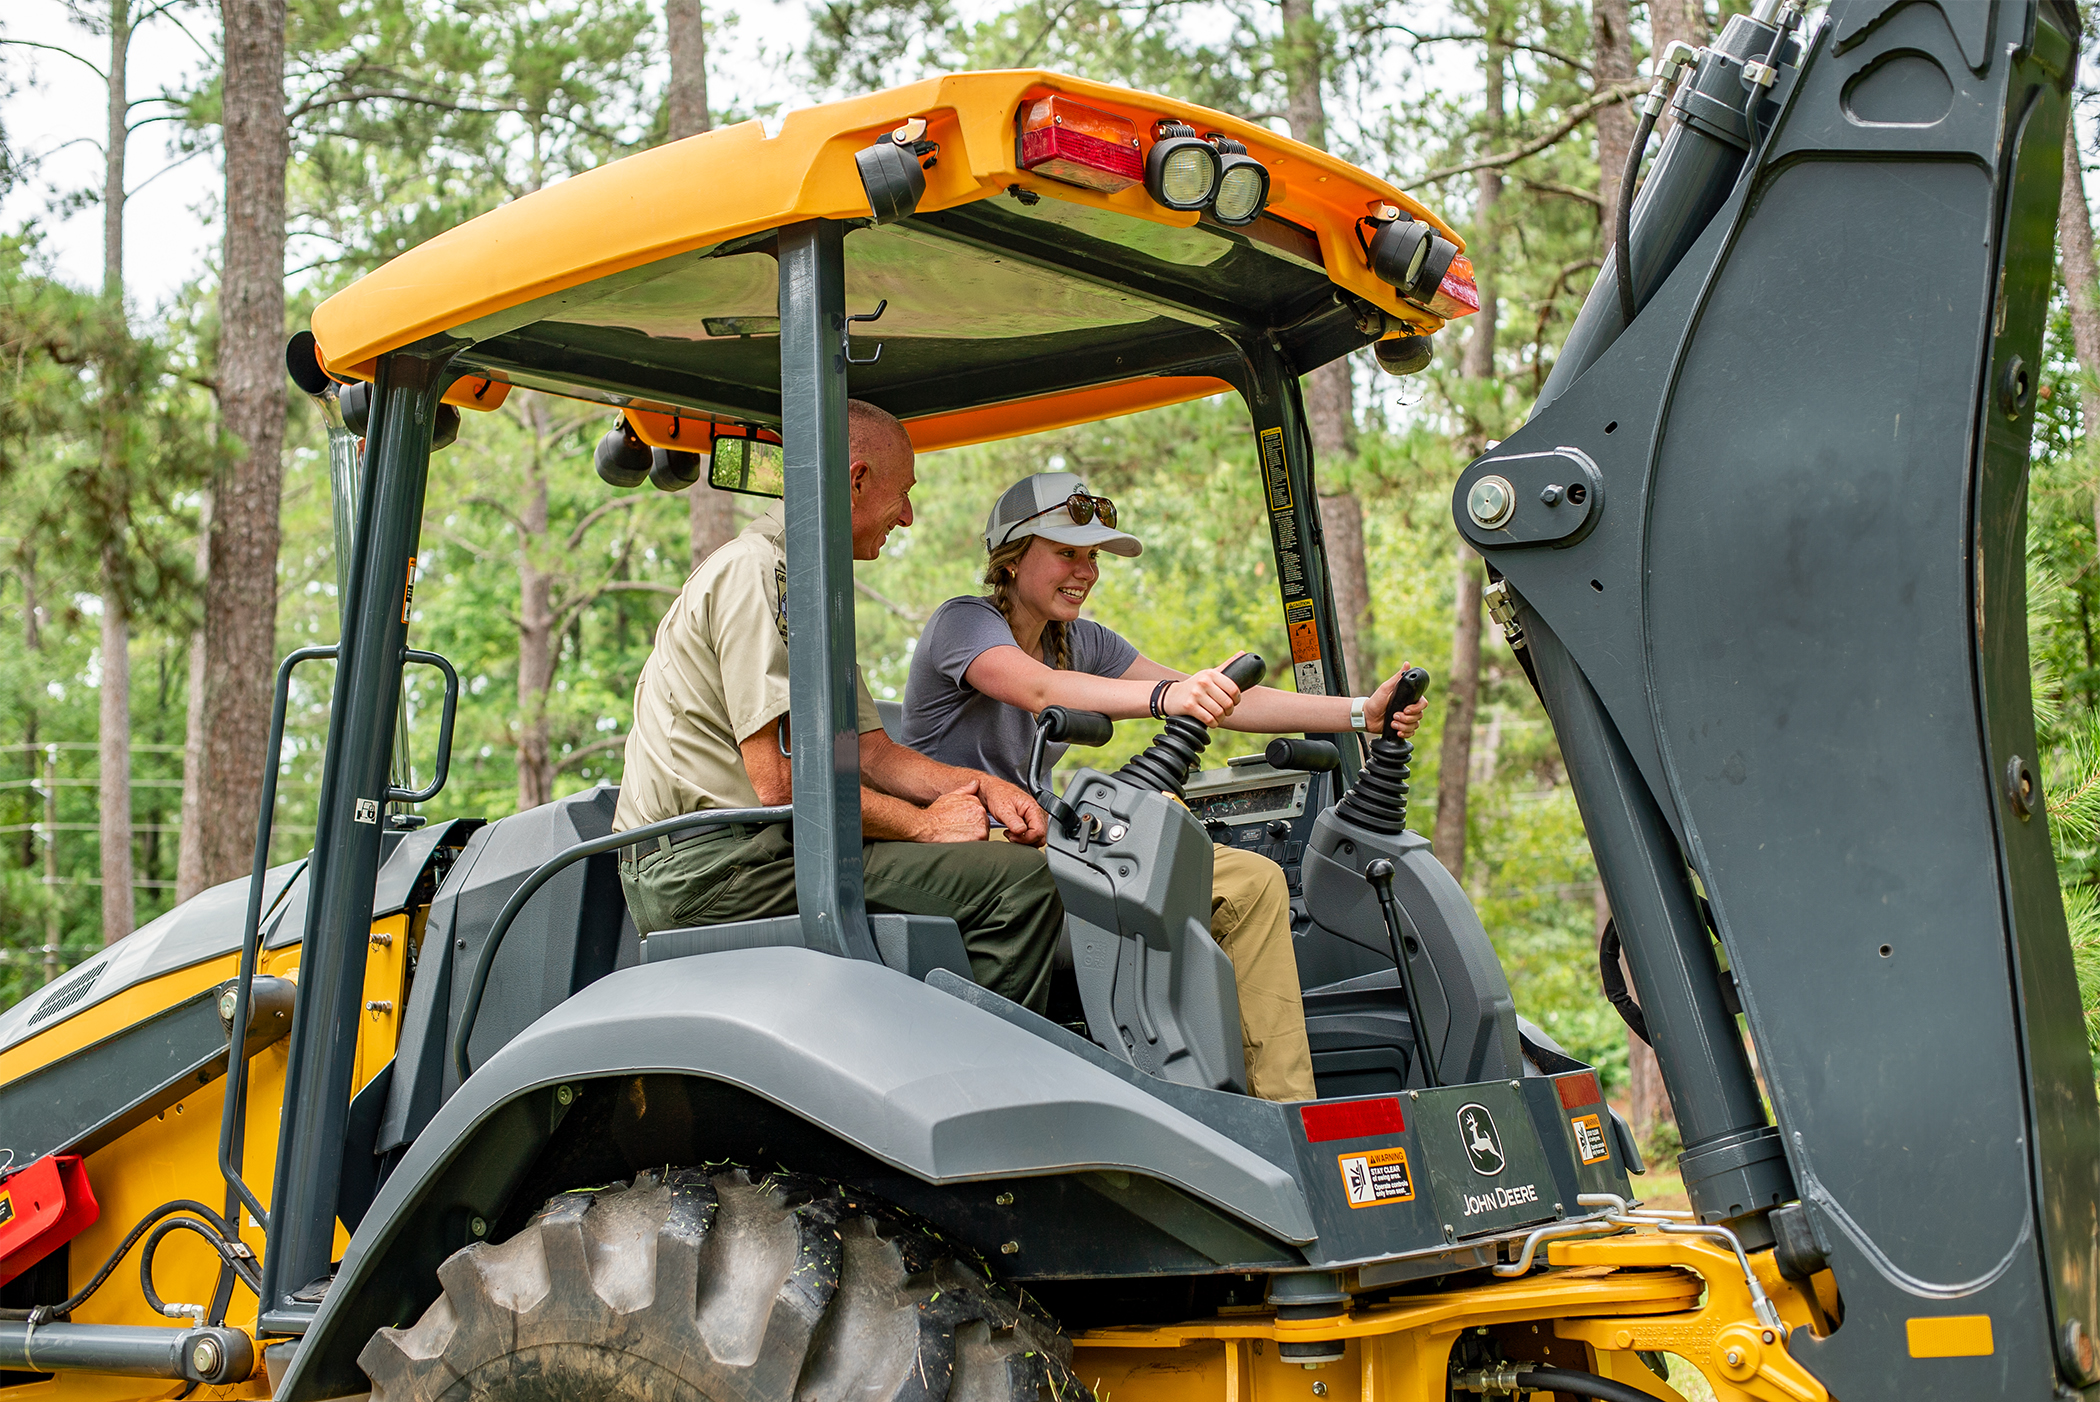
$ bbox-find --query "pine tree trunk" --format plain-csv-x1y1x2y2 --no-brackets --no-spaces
2058,116,2100,552
1649,0,1710,60
176,494,211,899
1592,0,1636,252
20,547,40,873
100,542,135,943
667,0,735,570
1433,40,1504,882
187,0,289,893
516,399,557,811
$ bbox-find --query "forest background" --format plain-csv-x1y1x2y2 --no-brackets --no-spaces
7,0,2100,1160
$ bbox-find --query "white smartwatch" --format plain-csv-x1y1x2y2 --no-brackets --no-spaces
1350,696,1370,732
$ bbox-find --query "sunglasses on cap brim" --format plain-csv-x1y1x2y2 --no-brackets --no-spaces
1000,492,1118,546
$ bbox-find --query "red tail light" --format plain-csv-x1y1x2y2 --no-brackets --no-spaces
1018,96,1143,194
0,1154,100,1288
1429,254,1481,319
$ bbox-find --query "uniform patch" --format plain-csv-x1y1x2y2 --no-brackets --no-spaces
1337,1147,1414,1208
774,561,789,643
1571,1113,1610,1164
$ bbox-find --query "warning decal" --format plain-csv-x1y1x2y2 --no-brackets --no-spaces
1286,601,1321,664
1259,428,1292,511
0,1192,13,1227
1338,1147,1415,1208
1571,1113,1610,1165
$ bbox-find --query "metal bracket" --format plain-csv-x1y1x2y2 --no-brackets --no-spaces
845,298,888,365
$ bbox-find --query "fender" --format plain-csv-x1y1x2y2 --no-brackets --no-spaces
277,947,1314,1402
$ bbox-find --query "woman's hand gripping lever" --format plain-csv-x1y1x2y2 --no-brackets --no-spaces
1334,666,1430,835
1365,857,1442,1088
1116,652,1267,796
1029,706,1114,840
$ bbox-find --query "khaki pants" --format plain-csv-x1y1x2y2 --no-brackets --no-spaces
619,823,1065,1014
1209,846,1316,1102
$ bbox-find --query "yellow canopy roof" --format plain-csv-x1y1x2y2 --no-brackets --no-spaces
311,70,1467,450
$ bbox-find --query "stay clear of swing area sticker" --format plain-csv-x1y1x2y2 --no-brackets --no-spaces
1571,1113,1611,1165
1337,1147,1415,1208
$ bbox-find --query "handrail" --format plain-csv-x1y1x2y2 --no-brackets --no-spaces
450,805,793,1082
388,649,459,805
217,645,339,1231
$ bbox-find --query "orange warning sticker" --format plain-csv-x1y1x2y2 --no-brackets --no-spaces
1337,1147,1414,1208
1571,1113,1610,1165
1289,618,1322,664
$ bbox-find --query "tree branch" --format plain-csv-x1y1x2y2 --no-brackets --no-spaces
0,39,107,80
287,88,527,121
564,492,645,551
855,577,924,627
1416,80,1646,184
553,733,628,774
1516,177,1605,208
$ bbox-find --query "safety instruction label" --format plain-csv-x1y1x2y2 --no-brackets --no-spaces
1259,428,1292,511
0,1191,13,1227
1571,1113,1610,1165
1337,1147,1415,1208
1286,601,1321,664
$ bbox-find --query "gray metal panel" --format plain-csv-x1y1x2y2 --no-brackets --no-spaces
1473,1,2090,1393
278,946,1316,1401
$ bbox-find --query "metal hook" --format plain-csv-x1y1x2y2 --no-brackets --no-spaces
845,299,889,365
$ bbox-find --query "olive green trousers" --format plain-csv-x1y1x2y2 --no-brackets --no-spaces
618,823,1064,1014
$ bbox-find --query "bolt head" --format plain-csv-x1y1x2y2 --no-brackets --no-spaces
1312,1382,1328,1396
190,1338,221,1375
1000,1240,1020,1254
470,1216,488,1238
556,1085,574,1106
995,1191,1015,1206
1467,475,1516,529
1539,483,1563,507
218,990,238,1021
1725,1349,1742,1368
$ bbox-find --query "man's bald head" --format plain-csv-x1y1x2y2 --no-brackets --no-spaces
845,399,916,559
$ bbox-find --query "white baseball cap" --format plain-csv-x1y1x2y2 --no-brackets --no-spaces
983,472,1143,557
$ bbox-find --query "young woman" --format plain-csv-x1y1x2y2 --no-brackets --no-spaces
900,472,1427,1101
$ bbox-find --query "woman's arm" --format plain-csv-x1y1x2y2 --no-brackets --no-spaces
1120,656,1428,738
963,644,1241,725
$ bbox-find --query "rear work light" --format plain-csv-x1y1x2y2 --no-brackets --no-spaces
1206,135,1269,226
1018,96,1143,193
1145,120,1220,211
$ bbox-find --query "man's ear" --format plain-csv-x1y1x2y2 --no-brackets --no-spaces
848,458,871,493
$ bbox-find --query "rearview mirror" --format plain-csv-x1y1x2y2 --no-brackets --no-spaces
709,429,785,498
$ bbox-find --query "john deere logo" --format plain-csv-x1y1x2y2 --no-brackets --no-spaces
1457,1103,1506,1176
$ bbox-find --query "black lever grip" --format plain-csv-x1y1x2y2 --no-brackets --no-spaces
1039,706,1113,747
1265,738,1340,772
1222,652,1267,690
1385,666,1430,731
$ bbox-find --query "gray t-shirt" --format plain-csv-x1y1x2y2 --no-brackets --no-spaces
902,596,1140,789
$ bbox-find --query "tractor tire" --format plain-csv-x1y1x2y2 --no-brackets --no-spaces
359,1167,1090,1402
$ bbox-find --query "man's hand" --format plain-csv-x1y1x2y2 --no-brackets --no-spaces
981,777,1049,846
916,781,990,843
1165,666,1242,725
1367,667,1431,738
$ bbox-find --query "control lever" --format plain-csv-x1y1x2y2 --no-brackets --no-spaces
1264,737,1340,772
1364,857,1442,1088
1117,652,1267,798
1030,705,1114,837
1332,666,1430,835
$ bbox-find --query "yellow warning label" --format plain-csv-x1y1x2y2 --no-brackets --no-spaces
1259,427,1292,511
0,1191,13,1227
1337,1147,1414,1208
1571,1113,1610,1165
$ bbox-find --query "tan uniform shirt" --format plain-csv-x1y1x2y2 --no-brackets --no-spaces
614,501,881,830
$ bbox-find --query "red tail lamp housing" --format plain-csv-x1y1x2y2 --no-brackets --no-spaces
0,1154,100,1288
1017,96,1143,193
1430,253,1481,320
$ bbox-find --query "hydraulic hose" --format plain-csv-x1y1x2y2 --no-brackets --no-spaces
27,1201,250,1327
1614,99,1664,327
1521,1366,1665,1402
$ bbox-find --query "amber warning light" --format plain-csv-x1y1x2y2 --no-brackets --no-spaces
1017,96,1143,193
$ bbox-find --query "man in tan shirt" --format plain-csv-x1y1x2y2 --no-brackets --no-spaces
614,401,1065,1012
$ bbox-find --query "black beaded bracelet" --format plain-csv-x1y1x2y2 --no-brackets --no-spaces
1150,680,1173,719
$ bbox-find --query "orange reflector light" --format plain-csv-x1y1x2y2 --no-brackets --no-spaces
1018,96,1143,193
0,1154,100,1288
1429,253,1481,319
